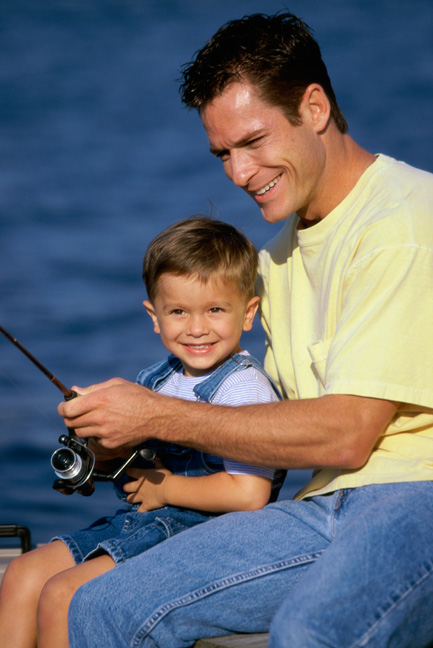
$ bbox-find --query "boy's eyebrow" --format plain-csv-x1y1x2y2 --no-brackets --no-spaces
209,129,264,157
162,299,234,311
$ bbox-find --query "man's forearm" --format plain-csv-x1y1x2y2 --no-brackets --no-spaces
59,379,397,470
145,390,397,469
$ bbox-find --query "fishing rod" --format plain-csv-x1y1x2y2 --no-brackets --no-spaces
0,325,75,399
0,325,155,496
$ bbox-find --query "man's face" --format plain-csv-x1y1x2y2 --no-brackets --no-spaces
201,81,326,224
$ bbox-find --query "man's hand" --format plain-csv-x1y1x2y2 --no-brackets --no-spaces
57,378,153,452
123,463,173,512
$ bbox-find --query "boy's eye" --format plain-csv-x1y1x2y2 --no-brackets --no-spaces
171,309,185,315
209,307,223,313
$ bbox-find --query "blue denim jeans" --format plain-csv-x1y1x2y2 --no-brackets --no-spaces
54,506,215,565
68,482,433,648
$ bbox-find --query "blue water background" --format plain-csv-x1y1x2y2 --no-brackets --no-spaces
1,0,432,545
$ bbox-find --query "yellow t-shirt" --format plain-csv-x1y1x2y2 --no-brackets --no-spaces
257,154,433,499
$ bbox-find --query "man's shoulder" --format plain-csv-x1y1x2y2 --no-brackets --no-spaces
373,154,433,198
357,154,433,247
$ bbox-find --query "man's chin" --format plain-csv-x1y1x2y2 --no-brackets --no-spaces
259,205,291,224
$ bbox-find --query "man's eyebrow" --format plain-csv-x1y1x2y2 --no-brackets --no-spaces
209,144,227,157
209,129,265,157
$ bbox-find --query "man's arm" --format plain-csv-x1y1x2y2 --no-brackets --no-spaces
58,378,398,470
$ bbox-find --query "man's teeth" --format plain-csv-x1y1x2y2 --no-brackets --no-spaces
256,175,281,196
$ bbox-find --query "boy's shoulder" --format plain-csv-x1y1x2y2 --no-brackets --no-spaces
136,355,182,388
211,353,281,405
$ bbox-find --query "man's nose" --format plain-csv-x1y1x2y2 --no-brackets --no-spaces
228,150,255,187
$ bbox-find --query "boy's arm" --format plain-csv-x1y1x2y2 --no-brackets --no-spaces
123,465,272,513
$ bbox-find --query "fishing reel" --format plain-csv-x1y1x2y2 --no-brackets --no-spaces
51,432,97,496
0,325,157,497
51,433,156,497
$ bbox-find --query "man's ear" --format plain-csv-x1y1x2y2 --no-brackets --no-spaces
301,83,331,133
243,296,260,332
143,300,160,334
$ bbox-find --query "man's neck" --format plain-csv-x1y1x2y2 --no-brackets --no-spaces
297,135,376,229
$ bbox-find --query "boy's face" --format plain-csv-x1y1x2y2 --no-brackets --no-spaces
144,273,259,377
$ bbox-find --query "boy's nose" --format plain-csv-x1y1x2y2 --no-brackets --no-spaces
187,315,209,336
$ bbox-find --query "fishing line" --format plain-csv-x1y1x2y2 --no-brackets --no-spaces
0,325,70,432
0,364,63,432
0,325,74,398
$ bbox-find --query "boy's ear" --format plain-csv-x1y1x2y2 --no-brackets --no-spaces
243,296,260,332
143,300,160,334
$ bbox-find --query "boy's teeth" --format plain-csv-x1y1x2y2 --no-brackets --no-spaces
256,175,281,196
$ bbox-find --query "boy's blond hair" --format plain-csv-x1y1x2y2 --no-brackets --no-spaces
143,217,258,303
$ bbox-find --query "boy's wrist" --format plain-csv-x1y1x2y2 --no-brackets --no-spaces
158,472,171,507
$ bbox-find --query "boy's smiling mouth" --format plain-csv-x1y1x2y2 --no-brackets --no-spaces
184,342,216,351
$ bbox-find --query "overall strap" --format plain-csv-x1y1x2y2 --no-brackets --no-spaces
136,355,183,392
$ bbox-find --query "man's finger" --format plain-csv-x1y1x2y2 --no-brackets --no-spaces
70,377,127,396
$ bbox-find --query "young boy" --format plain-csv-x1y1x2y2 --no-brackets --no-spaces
0,216,283,648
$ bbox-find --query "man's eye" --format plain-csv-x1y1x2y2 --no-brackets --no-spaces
248,137,263,148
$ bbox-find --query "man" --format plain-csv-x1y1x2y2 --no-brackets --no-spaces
61,13,433,648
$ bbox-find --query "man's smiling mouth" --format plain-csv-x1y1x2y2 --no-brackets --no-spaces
255,174,282,196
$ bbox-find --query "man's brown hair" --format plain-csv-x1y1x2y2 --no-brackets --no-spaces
180,11,348,134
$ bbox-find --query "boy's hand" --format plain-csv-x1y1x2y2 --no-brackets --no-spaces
123,462,173,512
